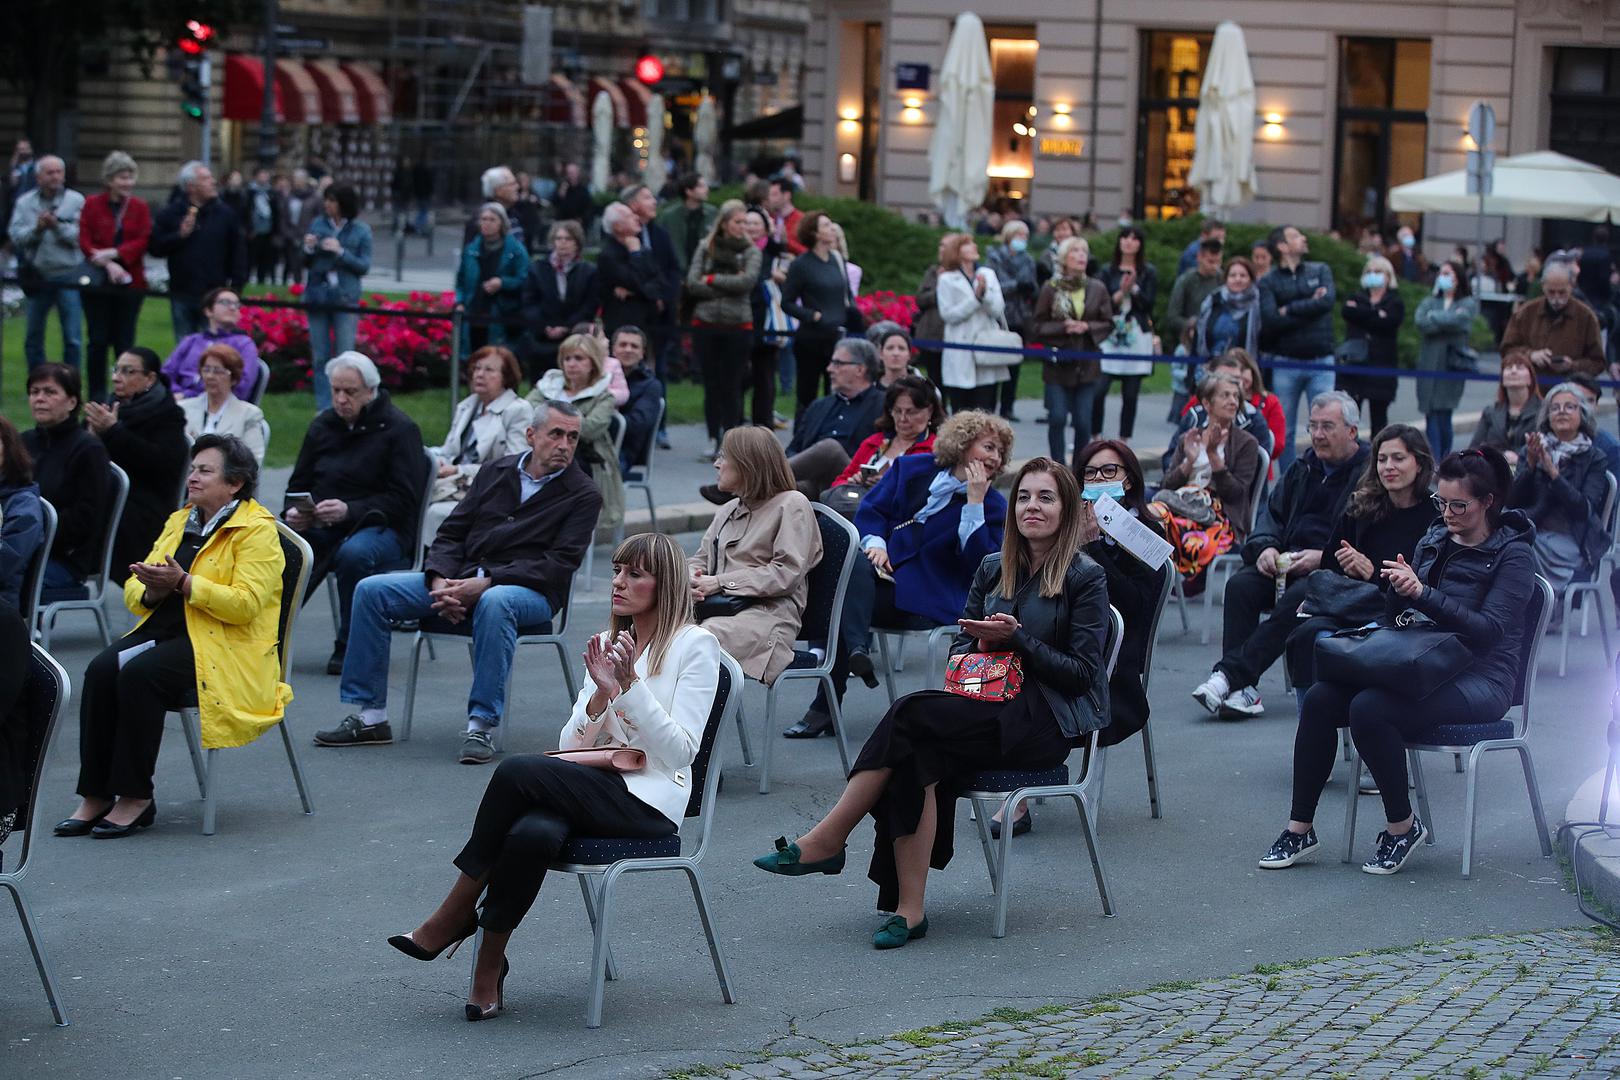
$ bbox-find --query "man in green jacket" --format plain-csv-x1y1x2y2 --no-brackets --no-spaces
1163,236,1226,417
655,173,717,274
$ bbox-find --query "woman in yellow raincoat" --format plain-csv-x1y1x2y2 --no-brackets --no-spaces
53,433,291,839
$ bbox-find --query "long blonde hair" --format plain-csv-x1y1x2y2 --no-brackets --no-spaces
705,198,747,260
608,532,693,676
998,458,1086,599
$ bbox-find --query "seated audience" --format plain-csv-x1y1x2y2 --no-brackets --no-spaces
388,533,718,1019
1568,375,1620,480
790,411,1013,736
530,332,623,531
1260,447,1534,875
284,352,426,675
1162,349,1277,470
52,435,290,839
425,346,534,541
760,336,885,504
689,427,824,685
1190,391,1370,719
177,342,267,463
22,364,110,592
1150,373,1263,593
754,458,1110,948
1500,261,1605,377
1469,349,1542,467
0,417,45,610
823,376,942,516
84,347,189,582
1030,236,1113,465
1508,382,1612,601
162,287,261,401
314,401,601,763
519,219,599,382
613,325,664,477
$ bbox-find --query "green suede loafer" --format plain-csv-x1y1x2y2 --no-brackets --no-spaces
752,836,846,877
872,914,928,950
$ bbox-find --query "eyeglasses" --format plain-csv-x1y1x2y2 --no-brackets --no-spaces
1306,421,1343,434
112,364,146,377
211,298,242,309
1545,401,1583,415
827,357,862,367
1082,463,1123,482
1430,494,1477,515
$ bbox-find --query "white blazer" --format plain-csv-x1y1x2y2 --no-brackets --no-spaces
432,389,534,478
938,265,1008,389
179,393,267,462
560,624,720,826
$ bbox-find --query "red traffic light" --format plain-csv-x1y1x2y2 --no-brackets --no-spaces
178,20,214,54
635,55,664,85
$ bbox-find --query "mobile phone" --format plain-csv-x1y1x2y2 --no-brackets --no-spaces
285,491,316,515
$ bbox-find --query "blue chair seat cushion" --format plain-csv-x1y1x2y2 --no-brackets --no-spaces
962,765,1070,793
1408,720,1515,748
413,614,555,637
556,835,682,863
788,647,822,670
38,583,91,604
875,612,943,634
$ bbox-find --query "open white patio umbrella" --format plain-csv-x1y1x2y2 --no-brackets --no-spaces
694,95,719,184
1187,21,1258,219
928,12,994,229
591,91,613,193
642,95,666,192
1389,150,1620,222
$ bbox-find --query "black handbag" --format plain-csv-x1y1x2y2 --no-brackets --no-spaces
1334,337,1369,365
1298,569,1385,626
1446,343,1480,372
1313,612,1471,700
693,595,758,620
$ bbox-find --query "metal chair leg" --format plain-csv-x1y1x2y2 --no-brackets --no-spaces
92,603,111,647
1141,720,1162,819
1409,750,1435,845
584,866,622,1028
1516,743,1554,858
824,675,852,778
180,708,208,797
759,683,777,794
971,796,1001,890
401,633,426,742
1342,752,1362,863
577,876,620,981
325,576,341,638
551,639,578,701
202,749,219,835
875,633,898,704
1173,577,1190,634
681,865,738,1005
279,719,316,814
1075,791,1115,918
991,792,1021,938
1461,746,1482,879
2,880,69,1025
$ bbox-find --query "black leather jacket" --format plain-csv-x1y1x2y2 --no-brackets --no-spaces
1508,445,1612,571
951,551,1112,739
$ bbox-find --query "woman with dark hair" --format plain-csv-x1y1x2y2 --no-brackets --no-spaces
1508,382,1612,601
780,210,856,413
754,458,1111,947
1259,446,1535,876
83,346,189,581
1194,258,1262,361
519,219,599,382
871,325,927,388
22,364,110,591
162,286,262,401
303,183,374,412
687,200,764,445
1092,225,1159,441
827,375,941,493
1415,258,1476,459
0,417,45,610
52,434,289,840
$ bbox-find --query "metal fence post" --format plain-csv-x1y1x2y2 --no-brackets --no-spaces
396,228,405,283
449,308,463,426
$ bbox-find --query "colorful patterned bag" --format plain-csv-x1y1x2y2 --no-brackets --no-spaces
944,652,1025,702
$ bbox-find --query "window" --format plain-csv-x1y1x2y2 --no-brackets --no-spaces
1332,38,1431,236
1547,48,1620,250
1134,31,1212,220
985,26,1037,202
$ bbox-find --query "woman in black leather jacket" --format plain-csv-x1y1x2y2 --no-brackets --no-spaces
753,458,1111,948
1259,446,1536,877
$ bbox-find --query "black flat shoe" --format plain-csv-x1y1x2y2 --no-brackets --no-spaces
846,651,879,689
388,915,479,962
53,815,104,838
91,802,155,838
988,809,1033,840
465,958,510,1022
783,710,834,738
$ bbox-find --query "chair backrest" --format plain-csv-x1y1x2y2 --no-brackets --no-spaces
250,359,271,406
1103,604,1125,681
1137,563,1174,692
1513,574,1554,733
799,502,859,644
627,398,667,478
408,449,437,571
1601,471,1618,538
607,411,627,460
4,644,71,878
1243,445,1270,535
684,649,743,858
93,464,132,596
274,520,315,683
18,500,57,624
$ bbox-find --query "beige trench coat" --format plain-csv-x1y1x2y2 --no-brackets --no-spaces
689,490,824,684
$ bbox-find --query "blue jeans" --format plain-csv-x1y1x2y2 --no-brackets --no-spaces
307,309,359,413
169,299,206,342
1266,355,1335,471
1426,410,1454,460
1045,379,1104,467
305,525,409,644
340,572,553,726
24,273,84,368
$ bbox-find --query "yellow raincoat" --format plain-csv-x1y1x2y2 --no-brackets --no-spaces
123,499,293,749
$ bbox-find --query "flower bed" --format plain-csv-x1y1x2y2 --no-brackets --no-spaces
240,286,458,392
856,290,919,330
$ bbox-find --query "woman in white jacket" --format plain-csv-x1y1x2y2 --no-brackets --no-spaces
387,532,721,1022
177,342,266,462
937,233,1008,413
424,345,534,540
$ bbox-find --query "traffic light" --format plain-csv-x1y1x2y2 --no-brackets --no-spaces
173,20,215,123
635,55,664,85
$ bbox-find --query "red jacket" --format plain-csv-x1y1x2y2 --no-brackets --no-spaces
79,193,152,289
831,431,937,487
776,207,806,256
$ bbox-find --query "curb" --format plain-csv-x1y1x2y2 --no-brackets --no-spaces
1561,770,1620,915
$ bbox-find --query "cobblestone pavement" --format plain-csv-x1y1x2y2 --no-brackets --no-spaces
679,929,1620,1079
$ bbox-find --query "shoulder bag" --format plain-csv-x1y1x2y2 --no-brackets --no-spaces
1312,610,1471,699
970,271,1024,368
694,595,759,620
1334,337,1369,365
1446,343,1480,372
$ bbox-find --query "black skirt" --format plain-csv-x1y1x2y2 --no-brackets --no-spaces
851,688,1072,913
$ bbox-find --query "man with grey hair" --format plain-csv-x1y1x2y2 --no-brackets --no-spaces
462,165,526,249
619,183,681,432
6,152,84,368
314,399,602,762
1501,260,1605,377
150,160,247,339
1191,389,1370,718
284,351,427,674
597,200,664,336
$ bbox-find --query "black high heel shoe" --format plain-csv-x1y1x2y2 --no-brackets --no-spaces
387,915,479,962
465,958,510,1022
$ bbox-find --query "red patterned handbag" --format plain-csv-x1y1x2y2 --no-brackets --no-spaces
944,652,1025,702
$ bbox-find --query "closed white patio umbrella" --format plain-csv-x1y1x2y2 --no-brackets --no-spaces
591,91,614,193
694,95,719,184
1187,21,1258,219
1389,150,1620,222
642,95,666,192
928,12,994,230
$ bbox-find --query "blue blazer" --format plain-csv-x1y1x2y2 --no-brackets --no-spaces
302,216,373,306
854,454,1007,625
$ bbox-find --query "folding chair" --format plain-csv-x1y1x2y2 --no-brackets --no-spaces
579,412,628,592
1557,470,1616,677
1091,564,1172,824
18,501,57,637
962,605,1124,938
750,502,859,794
873,620,958,704
1201,444,1271,644
3,644,73,1025
249,358,271,406
327,450,437,637
622,397,666,532
37,462,129,649
468,650,743,1028
1342,575,1556,879
175,521,318,835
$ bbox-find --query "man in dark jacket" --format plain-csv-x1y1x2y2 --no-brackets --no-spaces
597,201,665,337
283,352,426,674
1258,225,1337,470
612,326,664,475
622,183,682,432
1191,390,1369,718
149,161,248,340
313,402,601,763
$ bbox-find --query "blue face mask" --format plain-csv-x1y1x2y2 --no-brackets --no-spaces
1009,237,1028,254
1082,482,1127,502
1360,271,1385,290
1435,274,1456,293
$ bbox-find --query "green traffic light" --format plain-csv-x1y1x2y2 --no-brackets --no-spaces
183,103,204,120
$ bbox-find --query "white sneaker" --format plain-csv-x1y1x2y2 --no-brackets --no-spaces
1219,686,1265,718
1191,671,1232,714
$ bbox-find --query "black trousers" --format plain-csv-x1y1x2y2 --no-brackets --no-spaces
1215,575,1310,689
249,234,279,283
1091,374,1145,439
996,361,1024,418
947,384,997,413
811,557,912,709
748,343,779,425
78,625,195,799
81,291,143,401
794,332,837,416
697,327,751,440
1291,679,1476,825
917,348,944,391
453,755,675,933
1351,396,1390,439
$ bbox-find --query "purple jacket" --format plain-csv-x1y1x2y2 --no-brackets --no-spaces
163,328,261,400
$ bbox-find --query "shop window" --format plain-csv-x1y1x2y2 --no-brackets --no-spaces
1332,37,1431,237
1134,31,1212,221
1547,47,1620,250
985,26,1037,203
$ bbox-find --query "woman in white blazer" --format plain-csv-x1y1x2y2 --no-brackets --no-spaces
424,345,535,540
387,532,721,1022
178,342,266,462
937,233,1008,414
